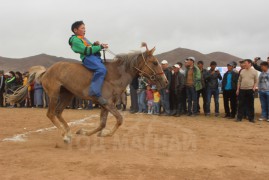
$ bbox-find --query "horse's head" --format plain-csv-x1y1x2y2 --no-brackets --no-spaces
135,42,168,89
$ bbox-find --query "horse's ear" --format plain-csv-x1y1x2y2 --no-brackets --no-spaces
147,47,156,56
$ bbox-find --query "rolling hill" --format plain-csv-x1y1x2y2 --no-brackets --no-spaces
155,48,242,67
0,48,243,72
0,54,79,72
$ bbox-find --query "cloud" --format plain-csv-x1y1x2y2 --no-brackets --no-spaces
0,0,268,60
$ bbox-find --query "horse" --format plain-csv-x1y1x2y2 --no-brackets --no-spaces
6,43,168,143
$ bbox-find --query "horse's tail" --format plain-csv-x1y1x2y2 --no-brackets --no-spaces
5,66,46,104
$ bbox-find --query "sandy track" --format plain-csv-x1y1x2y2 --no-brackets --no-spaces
0,98,269,180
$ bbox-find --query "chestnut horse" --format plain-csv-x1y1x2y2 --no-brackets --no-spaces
7,43,168,143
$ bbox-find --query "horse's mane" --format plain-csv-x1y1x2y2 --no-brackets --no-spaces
108,51,145,73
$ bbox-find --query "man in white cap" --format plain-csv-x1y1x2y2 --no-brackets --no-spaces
170,64,185,116
160,60,172,116
185,57,202,116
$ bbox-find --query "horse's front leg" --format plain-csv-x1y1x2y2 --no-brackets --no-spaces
98,104,123,137
76,107,108,136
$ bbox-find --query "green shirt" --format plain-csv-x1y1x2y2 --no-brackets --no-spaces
69,35,102,61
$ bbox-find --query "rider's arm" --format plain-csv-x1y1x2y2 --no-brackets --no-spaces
71,37,103,55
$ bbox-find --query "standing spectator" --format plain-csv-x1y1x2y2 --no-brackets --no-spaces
222,62,239,119
185,57,202,116
76,98,83,109
170,64,185,116
22,72,30,107
232,61,239,73
0,70,5,107
137,75,147,113
177,62,185,75
15,72,23,87
146,85,154,114
205,61,222,117
5,72,17,107
258,62,269,121
34,82,44,108
15,71,24,107
238,60,247,119
253,57,269,72
236,59,258,123
129,76,139,113
196,60,208,115
152,85,161,115
180,60,189,114
5,71,16,94
160,60,172,116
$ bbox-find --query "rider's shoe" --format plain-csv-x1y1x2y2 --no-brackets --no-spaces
97,96,107,105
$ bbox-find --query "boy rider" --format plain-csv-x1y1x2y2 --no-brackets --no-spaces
69,21,108,105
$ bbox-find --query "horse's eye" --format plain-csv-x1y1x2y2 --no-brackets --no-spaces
153,61,158,66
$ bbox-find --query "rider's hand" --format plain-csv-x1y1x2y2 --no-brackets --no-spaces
101,43,109,49
94,41,100,45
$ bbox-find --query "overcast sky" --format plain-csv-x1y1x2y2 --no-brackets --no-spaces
0,0,268,60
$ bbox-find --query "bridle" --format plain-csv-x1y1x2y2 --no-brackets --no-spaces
133,52,164,81
105,48,165,82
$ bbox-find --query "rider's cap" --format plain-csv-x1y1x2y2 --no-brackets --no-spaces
173,64,180,68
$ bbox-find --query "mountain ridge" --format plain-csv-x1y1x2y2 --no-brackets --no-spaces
0,48,243,72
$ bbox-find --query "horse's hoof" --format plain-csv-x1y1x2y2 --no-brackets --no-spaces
98,129,112,137
63,135,72,144
76,129,83,135
76,128,88,135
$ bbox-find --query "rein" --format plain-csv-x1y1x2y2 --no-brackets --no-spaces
105,48,164,83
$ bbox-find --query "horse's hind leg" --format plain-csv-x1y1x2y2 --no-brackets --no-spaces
76,106,108,136
55,89,74,143
47,96,66,138
99,104,123,137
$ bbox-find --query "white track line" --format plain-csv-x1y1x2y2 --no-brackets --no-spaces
1,115,99,142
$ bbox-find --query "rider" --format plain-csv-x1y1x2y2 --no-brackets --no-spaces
69,21,108,105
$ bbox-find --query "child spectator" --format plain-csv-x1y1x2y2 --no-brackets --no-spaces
152,85,161,115
146,85,154,114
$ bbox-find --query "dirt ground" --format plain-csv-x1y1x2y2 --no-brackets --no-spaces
0,97,269,180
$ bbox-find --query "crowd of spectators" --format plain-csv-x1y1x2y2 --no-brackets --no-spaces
129,56,269,123
1,56,269,123
0,70,127,110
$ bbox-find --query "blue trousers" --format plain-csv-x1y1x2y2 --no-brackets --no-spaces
259,91,269,119
206,87,219,114
137,89,146,112
186,86,198,114
153,102,160,114
34,88,43,106
83,55,107,97
160,88,170,114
